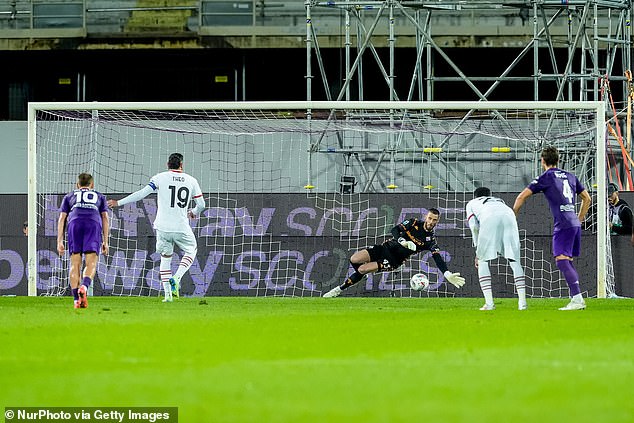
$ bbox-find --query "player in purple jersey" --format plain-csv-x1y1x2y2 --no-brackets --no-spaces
513,146,592,310
57,173,109,309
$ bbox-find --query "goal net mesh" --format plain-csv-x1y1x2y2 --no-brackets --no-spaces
31,104,611,298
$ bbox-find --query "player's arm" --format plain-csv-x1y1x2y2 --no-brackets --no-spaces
108,184,154,208
391,220,417,251
468,221,479,247
101,211,109,255
56,212,67,256
428,242,465,288
513,188,533,215
189,195,205,219
431,248,448,274
465,203,479,247
467,217,479,248
188,181,206,219
577,189,592,222
393,218,416,236
466,213,480,268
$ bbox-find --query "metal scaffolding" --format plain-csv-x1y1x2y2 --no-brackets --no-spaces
305,0,632,103
302,0,632,196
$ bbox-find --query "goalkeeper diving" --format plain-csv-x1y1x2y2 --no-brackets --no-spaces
323,208,465,297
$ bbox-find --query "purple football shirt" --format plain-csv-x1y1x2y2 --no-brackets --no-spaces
60,188,107,225
60,188,107,254
528,168,585,231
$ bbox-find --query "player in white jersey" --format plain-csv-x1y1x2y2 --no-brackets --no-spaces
466,187,527,311
108,153,205,302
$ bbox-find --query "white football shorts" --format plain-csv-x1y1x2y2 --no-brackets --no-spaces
155,229,197,256
476,211,521,262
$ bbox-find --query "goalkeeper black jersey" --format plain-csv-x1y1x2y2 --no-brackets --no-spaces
390,218,441,255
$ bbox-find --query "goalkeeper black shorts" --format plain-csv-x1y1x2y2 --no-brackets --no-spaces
367,239,410,271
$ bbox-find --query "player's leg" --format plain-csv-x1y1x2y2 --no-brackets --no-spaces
160,253,174,302
344,249,375,286
78,252,98,308
508,259,527,310
342,260,379,289
82,252,98,287
76,222,102,308
501,216,527,310
553,227,585,310
170,230,198,298
324,242,403,297
156,231,175,302
556,257,585,310
323,249,375,297
474,220,499,310
476,259,495,310
69,253,82,308
65,221,82,307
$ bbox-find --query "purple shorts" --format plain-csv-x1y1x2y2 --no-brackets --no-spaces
67,219,102,255
552,226,581,258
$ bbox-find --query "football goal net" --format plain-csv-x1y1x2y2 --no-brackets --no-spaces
27,101,611,298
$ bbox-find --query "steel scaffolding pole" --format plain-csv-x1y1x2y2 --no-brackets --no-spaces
305,0,632,191
307,0,632,104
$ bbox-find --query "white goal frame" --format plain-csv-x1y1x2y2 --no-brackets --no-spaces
27,100,608,298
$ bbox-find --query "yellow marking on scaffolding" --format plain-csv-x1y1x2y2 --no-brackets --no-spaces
423,147,442,153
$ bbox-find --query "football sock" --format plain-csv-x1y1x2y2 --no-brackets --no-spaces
72,288,79,301
350,260,361,272
509,260,527,306
82,276,92,288
160,256,172,299
173,253,195,281
556,259,581,297
340,272,363,290
477,260,494,305
162,282,172,300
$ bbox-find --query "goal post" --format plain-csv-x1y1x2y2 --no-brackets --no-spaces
27,100,609,298
27,102,38,297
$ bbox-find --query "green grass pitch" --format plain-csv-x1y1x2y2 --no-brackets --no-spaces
1,296,633,423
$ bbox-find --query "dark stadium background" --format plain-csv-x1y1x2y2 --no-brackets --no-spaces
1,47,616,120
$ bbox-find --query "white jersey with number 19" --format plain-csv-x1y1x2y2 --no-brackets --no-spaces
149,170,203,233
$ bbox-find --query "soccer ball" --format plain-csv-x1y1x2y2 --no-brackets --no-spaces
410,273,429,291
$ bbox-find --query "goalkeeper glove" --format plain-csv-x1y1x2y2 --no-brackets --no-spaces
443,271,465,288
398,237,417,251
